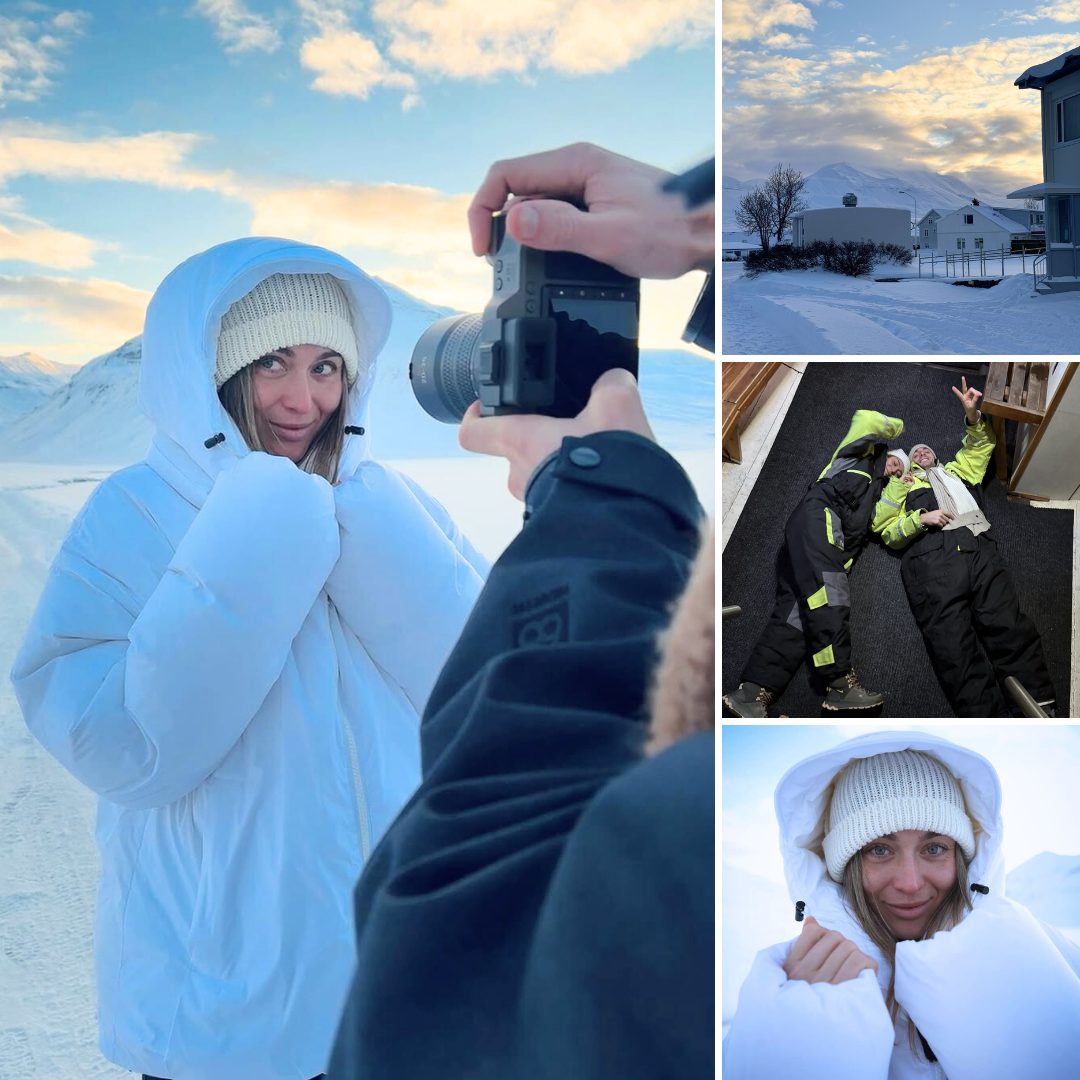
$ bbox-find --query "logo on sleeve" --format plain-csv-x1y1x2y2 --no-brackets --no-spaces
512,585,570,647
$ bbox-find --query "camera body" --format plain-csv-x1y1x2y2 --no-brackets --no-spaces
410,208,640,423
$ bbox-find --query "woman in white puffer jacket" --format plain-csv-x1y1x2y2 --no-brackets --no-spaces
723,730,1080,1080
11,237,488,1080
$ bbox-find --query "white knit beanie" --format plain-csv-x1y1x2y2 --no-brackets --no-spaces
887,448,910,472
215,272,359,388
909,443,937,467
823,750,975,883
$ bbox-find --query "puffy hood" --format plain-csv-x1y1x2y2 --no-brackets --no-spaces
775,731,1004,911
139,237,392,499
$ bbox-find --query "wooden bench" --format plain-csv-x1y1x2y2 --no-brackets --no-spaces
980,362,1050,485
722,362,782,464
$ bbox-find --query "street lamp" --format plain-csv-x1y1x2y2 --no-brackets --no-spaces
897,188,917,230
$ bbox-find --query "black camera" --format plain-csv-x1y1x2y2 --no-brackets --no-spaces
409,208,640,422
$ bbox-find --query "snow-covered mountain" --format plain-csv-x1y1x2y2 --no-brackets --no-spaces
722,161,1014,231
0,280,713,464
0,352,78,429
1006,851,1080,933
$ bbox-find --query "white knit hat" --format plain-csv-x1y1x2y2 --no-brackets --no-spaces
215,272,359,388
823,750,975,882
909,443,937,467
887,448,910,472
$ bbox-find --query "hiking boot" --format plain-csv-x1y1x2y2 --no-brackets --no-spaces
722,682,774,718
821,670,885,712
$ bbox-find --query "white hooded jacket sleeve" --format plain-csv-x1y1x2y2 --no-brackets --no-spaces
328,461,488,713
723,941,894,1079
13,452,340,809
896,895,1080,1079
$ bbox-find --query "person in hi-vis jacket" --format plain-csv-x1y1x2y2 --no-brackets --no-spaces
871,377,1055,717
723,730,1080,1080
10,238,488,1080
723,409,905,717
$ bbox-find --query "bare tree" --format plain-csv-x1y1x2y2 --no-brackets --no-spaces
764,163,808,244
735,189,776,252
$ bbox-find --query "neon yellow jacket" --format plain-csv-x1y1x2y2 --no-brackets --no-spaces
872,416,995,550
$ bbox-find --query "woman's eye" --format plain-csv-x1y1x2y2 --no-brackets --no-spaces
255,355,281,371
868,845,889,857
926,843,947,856
313,360,339,376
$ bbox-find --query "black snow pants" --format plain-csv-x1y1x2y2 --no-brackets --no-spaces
742,489,854,692
901,527,1054,717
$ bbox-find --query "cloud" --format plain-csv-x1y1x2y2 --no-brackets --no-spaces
373,0,713,79
724,33,1078,194
0,124,244,197
193,0,281,53
298,29,417,100
724,0,816,45
0,209,97,270
0,8,88,105
0,273,149,349
249,180,472,256
1001,2,1080,24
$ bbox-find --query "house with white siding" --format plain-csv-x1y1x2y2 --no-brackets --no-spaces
1008,45,1080,291
933,203,1030,254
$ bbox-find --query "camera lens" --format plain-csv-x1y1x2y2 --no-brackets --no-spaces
410,314,483,423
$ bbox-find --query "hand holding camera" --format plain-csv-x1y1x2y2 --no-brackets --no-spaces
459,367,655,500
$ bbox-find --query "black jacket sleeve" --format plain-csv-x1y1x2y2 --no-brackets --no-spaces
326,431,712,1080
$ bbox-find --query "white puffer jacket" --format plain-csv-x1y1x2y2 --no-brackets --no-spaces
10,238,489,1079
723,731,1080,1080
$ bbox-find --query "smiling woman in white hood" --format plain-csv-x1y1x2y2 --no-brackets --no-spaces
10,237,489,1080
723,730,1080,1080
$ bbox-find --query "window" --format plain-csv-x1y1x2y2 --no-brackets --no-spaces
1056,94,1080,143
1051,196,1072,244
956,238,966,250
923,228,929,236
974,237,983,249
963,214,974,224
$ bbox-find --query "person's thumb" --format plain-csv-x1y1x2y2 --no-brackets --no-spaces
507,198,604,260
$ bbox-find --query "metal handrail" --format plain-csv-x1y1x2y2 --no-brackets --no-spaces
1032,253,1047,291
1004,676,1050,718
916,244,1042,279
721,605,742,621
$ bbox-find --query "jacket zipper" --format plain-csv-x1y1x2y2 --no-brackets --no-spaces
340,705,373,861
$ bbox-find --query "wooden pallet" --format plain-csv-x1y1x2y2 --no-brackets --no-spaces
722,362,782,464
980,362,1050,485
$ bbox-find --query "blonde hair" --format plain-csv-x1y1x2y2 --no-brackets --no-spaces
841,844,972,1059
218,362,347,483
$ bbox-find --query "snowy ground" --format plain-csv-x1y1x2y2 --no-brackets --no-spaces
0,452,712,1078
722,262,1080,354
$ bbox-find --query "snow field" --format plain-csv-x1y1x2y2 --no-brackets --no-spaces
722,263,1080,354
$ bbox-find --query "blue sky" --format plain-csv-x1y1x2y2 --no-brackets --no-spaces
0,2,714,364
722,725,1080,887
724,0,1080,189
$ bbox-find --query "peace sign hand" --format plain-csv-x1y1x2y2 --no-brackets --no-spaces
951,376,982,422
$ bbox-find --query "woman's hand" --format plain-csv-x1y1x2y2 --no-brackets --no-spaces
920,509,954,528
901,471,916,485
951,375,982,423
783,916,879,985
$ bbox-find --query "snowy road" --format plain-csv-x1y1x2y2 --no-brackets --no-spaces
723,263,1080,354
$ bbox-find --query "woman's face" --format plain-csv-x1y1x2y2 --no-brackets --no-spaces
859,830,959,940
885,455,904,478
251,344,345,462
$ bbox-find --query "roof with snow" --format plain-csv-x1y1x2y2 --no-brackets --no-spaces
936,204,1030,233
1016,46,1080,89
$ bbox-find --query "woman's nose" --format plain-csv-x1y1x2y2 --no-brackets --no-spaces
281,372,314,411
893,857,924,893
